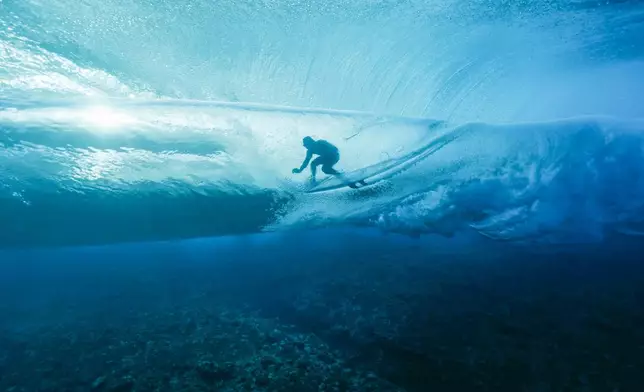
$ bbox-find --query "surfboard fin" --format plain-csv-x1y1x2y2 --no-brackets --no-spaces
348,180,368,189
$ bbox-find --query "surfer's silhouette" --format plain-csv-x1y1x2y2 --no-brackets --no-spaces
292,136,366,188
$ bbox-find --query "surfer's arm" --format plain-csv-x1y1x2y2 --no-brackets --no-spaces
297,151,312,171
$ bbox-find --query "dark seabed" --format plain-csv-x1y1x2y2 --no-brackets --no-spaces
1,229,643,392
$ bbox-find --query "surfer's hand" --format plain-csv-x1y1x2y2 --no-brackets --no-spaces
292,168,301,174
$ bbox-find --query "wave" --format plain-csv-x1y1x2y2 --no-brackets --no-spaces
0,99,445,247
2,0,644,248
2,98,644,248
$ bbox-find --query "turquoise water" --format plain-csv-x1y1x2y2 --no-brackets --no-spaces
2,0,644,248
2,0,644,390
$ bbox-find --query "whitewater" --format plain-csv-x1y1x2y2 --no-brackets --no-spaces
2,0,644,249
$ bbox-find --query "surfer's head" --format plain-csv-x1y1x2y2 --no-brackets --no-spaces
302,136,315,148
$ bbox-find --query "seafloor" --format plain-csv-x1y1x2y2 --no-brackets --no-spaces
1,230,643,391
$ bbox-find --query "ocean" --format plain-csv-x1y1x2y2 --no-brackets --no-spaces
1,0,644,390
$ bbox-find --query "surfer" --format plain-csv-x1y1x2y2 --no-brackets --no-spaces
292,136,344,183
292,136,367,188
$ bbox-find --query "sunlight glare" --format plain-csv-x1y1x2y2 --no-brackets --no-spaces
80,105,136,129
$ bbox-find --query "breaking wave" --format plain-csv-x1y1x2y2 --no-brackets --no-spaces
2,0,644,248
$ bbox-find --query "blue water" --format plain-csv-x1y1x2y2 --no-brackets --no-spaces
2,0,644,390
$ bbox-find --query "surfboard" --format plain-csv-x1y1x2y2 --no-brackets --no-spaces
303,129,461,194
304,161,394,193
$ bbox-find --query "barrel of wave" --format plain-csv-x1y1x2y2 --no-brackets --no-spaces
0,99,446,187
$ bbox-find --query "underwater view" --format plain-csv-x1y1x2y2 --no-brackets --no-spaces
2,0,644,390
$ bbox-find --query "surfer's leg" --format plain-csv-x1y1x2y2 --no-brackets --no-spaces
321,165,340,175
321,153,341,175
310,156,323,181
